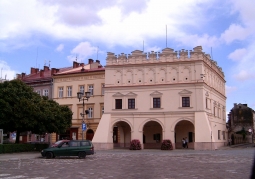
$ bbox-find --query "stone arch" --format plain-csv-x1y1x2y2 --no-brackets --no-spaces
173,119,195,149
111,119,132,149
170,117,194,132
86,129,94,141
111,118,133,132
139,118,164,132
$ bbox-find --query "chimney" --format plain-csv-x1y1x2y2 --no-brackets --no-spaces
21,73,26,79
81,63,85,72
16,74,21,79
44,66,49,71
96,60,100,64
35,68,39,73
88,59,94,64
30,67,36,74
243,104,247,107
40,70,44,77
51,68,57,75
73,61,79,68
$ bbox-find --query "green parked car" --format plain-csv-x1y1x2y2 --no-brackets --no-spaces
41,140,94,159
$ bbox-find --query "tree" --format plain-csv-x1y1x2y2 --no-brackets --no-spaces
0,79,72,143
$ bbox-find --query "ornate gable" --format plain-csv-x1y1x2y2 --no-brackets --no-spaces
150,91,163,96
178,89,192,94
112,92,125,97
126,92,137,97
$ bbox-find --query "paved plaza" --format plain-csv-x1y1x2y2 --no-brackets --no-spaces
0,146,254,179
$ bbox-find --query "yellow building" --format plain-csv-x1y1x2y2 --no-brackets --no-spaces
52,59,105,142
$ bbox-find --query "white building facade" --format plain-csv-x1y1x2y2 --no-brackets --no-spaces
93,46,227,150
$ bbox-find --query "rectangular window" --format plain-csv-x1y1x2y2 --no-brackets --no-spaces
36,90,41,95
88,85,94,95
67,86,72,97
219,108,221,118
214,107,216,116
222,131,225,140
43,89,49,96
58,87,63,98
182,97,190,107
128,99,135,109
115,99,122,109
101,106,104,116
218,130,221,140
88,107,93,118
101,84,105,95
153,98,160,108
79,85,84,94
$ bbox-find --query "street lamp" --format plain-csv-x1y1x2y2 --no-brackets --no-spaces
77,91,90,140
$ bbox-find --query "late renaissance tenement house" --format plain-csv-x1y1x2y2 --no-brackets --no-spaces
227,103,255,144
52,59,105,142
93,46,227,150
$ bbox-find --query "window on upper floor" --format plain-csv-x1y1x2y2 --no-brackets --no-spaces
79,85,84,94
88,107,93,118
43,89,49,96
101,106,104,117
115,99,122,109
101,83,105,95
153,98,161,108
67,86,72,97
182,97,190,107
128,99,135,109
36,90,41,96
218,130,221,140
58,87,63,98
213,107,216,116
88,85,94,95
222,131,225,140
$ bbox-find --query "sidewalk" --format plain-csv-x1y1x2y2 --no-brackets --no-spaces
219,143,254,150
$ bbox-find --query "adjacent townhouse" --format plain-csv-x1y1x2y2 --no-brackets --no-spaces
52,59,105,142
227,103,255,144
93,46,227,150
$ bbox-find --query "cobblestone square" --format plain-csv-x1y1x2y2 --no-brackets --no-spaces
0,147,254,179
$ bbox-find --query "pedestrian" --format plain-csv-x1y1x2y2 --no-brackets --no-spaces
185,137,189,148
182,138,186,148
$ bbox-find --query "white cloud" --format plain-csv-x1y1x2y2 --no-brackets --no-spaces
67,42,97,63
0,60,18,80
55,44,64,52
225,85,237,94
228,48,247,61
234,70,254,81
0,0,216,50
220,24,251,44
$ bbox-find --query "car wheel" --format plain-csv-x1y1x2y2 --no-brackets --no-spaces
46,152,53,159
78,152,86,159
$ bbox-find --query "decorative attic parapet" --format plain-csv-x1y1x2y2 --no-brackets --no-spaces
106,46,224,77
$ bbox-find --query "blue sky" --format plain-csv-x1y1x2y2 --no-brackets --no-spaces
0,0,254,115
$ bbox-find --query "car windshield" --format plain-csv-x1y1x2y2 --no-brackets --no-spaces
54,140,64,145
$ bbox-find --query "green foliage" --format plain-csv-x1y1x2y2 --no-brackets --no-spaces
0,143,49,154
0,79,73,143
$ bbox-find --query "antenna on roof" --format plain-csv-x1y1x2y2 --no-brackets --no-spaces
44,60,46,66
49,60,51,68
211,47,213,60
76,54,78,62
166,25,167,48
